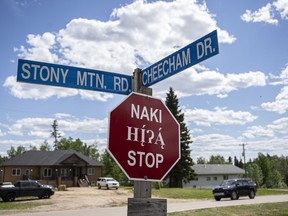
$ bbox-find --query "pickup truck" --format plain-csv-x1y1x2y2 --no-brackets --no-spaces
0,180,55,202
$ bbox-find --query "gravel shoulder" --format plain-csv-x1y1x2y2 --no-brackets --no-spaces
2,187,134,214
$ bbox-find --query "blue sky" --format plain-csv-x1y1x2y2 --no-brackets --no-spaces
0,0,287,162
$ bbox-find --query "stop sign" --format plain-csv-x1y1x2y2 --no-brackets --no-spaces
108,92,180,181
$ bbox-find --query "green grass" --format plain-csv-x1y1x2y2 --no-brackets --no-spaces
152,188,212,199
0,199,52,210
152,188,288,200
168,202,288,216
0,188,287,211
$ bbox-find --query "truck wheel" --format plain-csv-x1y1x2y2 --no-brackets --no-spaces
230,191,238,200
38,192,50,199
106,184,109,190
98,184,101,189
214,196,221,201
4,193,15,202
249,190,255,199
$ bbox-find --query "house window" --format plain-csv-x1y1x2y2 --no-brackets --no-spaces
87,168,95,176
12,168,21,176
213,176,217,181
224,175,229,180
206,177,211,181
60,168,70,177
43,168,52,177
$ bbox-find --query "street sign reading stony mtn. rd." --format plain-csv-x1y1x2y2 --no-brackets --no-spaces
108,92,180,181
17,59,132,95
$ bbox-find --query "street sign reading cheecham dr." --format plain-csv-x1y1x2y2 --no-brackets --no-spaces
108,92,180,181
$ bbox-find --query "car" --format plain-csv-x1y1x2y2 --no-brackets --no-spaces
212,178,257,201
97,177,120,190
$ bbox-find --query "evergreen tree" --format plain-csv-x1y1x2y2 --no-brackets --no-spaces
165,87,195,187
50,120,61,148
227,156,233,164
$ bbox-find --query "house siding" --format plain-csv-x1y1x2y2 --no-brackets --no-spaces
184,174,242,188
183,164,245,188
0,150,103,187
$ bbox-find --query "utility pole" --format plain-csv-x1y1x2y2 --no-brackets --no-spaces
239,143,247,177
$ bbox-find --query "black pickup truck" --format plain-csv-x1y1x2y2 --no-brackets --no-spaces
212,178,257,201
0,180,54,202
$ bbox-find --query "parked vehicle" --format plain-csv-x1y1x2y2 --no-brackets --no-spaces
0,180,55,202
97,177,119,190
212,178,257,201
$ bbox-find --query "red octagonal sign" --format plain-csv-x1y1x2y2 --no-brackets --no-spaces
108,92,180,181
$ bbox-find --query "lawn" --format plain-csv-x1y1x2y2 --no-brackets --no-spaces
152,187,288,200
168,202,288,216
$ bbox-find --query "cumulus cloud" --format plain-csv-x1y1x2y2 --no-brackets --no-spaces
274,0,288,19
5,116,108,139
261,86,288,114
184,106,257,127
269,65,288,85
3,76,78,100
242,117,288,139
6,0,236,101
241,0,288,24
152,67,267,99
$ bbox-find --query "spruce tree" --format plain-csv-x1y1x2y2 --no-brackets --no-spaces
165,87,195,187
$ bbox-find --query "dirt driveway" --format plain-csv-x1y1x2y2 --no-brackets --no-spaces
3,187,133,215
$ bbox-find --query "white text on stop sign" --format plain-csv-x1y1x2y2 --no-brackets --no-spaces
127,150,164,168
131,104,162,123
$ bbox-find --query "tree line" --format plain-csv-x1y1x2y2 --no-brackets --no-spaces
0,88,287,188
197,153,288,188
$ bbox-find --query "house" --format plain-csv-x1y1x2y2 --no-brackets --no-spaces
0,150,103,187
183,164,245,188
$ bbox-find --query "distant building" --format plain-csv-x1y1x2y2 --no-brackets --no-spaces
0,150,103,187
183,164,245,188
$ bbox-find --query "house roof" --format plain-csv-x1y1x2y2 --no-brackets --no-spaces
0,150,103,167
192,164,245,175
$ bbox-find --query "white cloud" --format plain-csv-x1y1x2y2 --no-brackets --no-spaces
6,0,236,101
269,117,288,134
242,125,275,139
242,117,288,139
152,67,267,99
241,3,278,25
14,32,58,63
184,106,257,127
273,0,288,20
5,116,108,139
191,133,243,159
7,117,54,137
3,76,78,100
261,86,288,114
54,113,74,119
269,65,288,85
3,76,113,101
0,129,5,136
241,0,288,25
